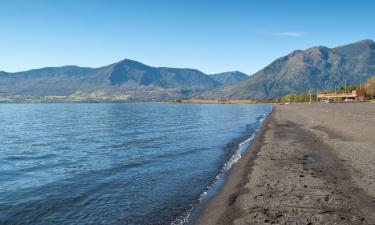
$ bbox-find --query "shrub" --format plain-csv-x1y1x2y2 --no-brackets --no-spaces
364,76,375,98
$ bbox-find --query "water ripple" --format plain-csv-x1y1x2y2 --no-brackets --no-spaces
0,103,271,224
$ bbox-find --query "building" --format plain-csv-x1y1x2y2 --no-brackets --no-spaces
317,89,365,102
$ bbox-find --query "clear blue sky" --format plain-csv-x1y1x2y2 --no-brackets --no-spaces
1,0,374,74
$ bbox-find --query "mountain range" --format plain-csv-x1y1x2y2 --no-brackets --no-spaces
208,39,375,99
0,39,374,101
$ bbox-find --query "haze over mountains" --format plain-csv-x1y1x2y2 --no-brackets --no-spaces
0,39,374,101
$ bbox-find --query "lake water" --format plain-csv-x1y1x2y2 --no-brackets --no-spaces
0,103,271,224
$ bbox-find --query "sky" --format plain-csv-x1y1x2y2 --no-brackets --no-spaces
0,0,375,74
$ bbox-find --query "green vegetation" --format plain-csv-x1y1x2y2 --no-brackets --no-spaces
270,92,316,103
0,91,131,103
364,75,375,98
270,78,375,103
338,85,358,92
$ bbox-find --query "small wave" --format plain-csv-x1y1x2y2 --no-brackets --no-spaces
223,108,271,173
222,134,254,171
171,188,209,225
171,210,192,225
170,135,255,225
171,107,272,225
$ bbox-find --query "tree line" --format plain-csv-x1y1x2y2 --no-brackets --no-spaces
269,75,375,103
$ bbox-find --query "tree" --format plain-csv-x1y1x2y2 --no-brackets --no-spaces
339,85,357,92
347,85,357,92
364,76,375,98
277,92,316,103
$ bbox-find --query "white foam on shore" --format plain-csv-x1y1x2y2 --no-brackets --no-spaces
171,107,272,225
171,135,255,225
222,110,272,173
171,211,192,225
222,134,255,171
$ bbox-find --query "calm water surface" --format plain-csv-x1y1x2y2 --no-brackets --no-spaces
0,103,271,224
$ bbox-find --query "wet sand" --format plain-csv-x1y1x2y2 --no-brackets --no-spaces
196,103,375,225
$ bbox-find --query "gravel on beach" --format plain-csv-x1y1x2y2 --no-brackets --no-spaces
196,103,375,225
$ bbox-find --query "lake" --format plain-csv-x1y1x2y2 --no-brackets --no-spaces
0,103,271,224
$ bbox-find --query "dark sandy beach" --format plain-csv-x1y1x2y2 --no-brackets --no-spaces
196,103,375,225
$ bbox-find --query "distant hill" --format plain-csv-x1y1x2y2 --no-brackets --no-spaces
209,71,248,85
204,39,375,99
0,59,224,101
1,39,375,102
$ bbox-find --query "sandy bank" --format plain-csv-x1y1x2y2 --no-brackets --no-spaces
196,103,375,225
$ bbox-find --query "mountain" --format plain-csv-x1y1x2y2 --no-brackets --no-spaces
209,71,248,85
0,59,222,101
1,39,375,101
205,39,375,99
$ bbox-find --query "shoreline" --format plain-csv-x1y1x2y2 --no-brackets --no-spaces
0,100,258,104
183,106,272,225
195,103,375,224
193,106,274,224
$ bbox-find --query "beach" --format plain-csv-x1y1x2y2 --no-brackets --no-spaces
196,103,375,224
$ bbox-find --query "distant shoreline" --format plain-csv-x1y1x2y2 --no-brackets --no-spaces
0,98,257,104
141,100,257,104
